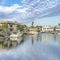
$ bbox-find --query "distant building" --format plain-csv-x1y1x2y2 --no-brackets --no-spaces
55,25,60,33
28,27,38,32
0,21,19,32
42,25,54,32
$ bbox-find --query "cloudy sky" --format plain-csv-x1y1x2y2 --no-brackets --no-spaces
0,0,60,25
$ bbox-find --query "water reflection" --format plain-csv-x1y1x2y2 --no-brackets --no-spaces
0,33,60,49
0,33,60,60
0,37,24,49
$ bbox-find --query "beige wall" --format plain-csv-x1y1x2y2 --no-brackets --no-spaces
12,24,17,31
0,22,18,31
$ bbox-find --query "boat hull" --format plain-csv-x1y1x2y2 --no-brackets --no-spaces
10,34,22,38
27,31,38,35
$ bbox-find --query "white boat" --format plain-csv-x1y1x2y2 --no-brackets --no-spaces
27,31,38,35
10,37,22,43
57,33,60,34
10,31,22,38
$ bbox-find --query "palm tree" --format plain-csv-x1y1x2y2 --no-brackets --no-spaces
31,22,34,28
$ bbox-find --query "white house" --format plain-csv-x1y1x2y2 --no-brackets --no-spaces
42,25,54,32
55,25,60,33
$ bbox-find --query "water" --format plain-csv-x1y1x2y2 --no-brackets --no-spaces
0,33,60,60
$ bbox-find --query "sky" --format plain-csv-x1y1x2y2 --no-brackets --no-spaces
0,0,60,26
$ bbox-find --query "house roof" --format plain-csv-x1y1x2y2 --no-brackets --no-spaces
0,21,19,25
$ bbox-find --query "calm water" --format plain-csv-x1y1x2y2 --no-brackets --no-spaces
0,33,60,60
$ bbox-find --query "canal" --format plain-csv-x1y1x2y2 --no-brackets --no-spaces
0,33,60,60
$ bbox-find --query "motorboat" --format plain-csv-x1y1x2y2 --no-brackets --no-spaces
10,31,22,38
27,31,38,35
40,31,46,34
10,37,22,44
57,33,60,34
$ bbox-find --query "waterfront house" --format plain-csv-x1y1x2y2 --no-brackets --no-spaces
27,27,38,34
55,25,60,33
0,21,19,32
28,27,38,32
24,26,42,34
42,25,54,32
0,21,20,37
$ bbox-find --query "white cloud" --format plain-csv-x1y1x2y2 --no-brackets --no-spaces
0,4,28,23
0,0,60,24
20,0,59,21
0,4,27,14
17,8,28,13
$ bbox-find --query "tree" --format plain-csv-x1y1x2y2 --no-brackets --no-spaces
18,25,24,31
0,24,8,28
36,26,42,32
31,22,34,28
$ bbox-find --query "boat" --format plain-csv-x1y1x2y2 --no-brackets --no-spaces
10,37,22,43
10,31,22,38
27,31,38,35
57,33,60,34
41,31,46,34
